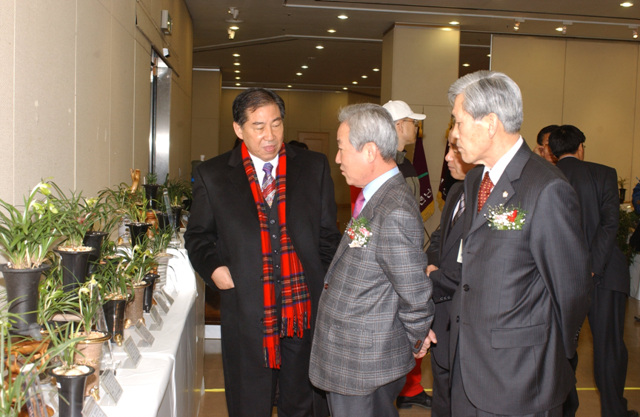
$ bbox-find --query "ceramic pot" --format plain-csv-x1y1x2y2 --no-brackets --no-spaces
124,281,151,328
83,231,108,275
1,263,50,336
103,298,127,346
143,184,161,210
74,331,110,398
155,211,171,230
55,248,92,292
126,222,150,247
142,273,160,313
171,206,183,230
50,365,94,417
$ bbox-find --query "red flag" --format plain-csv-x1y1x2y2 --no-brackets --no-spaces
413,136,435,222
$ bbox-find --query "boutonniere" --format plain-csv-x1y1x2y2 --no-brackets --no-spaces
346,217,372,248
485,204,527,230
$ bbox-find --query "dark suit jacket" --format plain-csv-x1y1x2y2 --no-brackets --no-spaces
309,173,434,395
184,144,341,410
426,181,465,369
556,157,630,295
450,143,592,415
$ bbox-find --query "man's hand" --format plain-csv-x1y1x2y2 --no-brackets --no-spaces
212,266,235,290
414,329,438,359
426,264,439,277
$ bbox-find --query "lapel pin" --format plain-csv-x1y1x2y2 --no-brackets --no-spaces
502,191,509,198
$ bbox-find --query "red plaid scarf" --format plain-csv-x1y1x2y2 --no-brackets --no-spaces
241,143,311,369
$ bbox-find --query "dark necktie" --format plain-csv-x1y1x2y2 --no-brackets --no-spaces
262,163,276,207
477,172,494,212
353,191,365,218
451,192,465,226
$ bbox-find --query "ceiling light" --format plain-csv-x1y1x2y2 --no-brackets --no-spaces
229,26,239,31
287,85,292,88
352,81,358,85
232,53,240,57
556,21,571,35
361,75,368,79
634,29,639,39
462,63,470,67
372,68,380,72
487,54,491,58
514,22,520,31
234,70,240,73
296,72,303,76
235,77,240,80
327,29,336,33
227,29,236,40
621,2,634,7
301,65,309,69
449,21,460,26
235,83,241,86
337,14,348,20
233,62,240,66
342,87,348,90
315,45,324,50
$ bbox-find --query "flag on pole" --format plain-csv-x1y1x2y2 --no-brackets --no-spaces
436,141,456,210
413,135,435,222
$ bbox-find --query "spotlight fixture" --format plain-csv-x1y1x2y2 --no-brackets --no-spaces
226,7,243,23
449,21,460,26
337,14,348,20
327,29,336,33
232,53,240,57
315,45,324,50
621,1,634,7
229,26,239,31
514,18,524,32
228,29,236,40
634,29,639,39
556,21,571,35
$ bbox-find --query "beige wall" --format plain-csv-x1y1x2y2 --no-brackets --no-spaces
492,35,640,188
0,0,193,204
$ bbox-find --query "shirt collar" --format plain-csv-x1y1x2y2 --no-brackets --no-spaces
361,166,401,210
482,136,523,185
249,152,279,184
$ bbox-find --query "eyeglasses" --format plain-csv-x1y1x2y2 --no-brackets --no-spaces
402,119,420,127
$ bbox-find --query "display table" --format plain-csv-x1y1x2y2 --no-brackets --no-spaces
99,247,205,417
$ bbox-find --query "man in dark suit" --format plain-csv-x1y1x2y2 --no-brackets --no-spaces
425,126,476,417
309,103,434,417
549,125,638,417
184,88,341,417
447,71,592,416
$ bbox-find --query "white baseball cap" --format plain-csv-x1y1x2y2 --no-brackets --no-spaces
383,100,427,121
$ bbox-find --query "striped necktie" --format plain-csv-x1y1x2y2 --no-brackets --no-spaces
262,163,276,207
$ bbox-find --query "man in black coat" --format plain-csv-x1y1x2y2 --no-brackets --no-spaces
185,88,341,417
549,124,638,417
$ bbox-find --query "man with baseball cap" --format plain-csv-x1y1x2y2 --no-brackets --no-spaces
383,100,427,203
382,99,432,410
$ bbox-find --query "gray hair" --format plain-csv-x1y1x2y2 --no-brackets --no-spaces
448,70,523,134
338,103,397,161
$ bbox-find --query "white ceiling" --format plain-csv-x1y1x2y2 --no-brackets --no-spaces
186,0,640,96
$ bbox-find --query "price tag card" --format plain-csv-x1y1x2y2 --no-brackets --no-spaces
162,288,175,306
134,320,155,347
154,290,170,314
148,305,164,331
122,336,141,368
100,369,123,405
84,396,108,417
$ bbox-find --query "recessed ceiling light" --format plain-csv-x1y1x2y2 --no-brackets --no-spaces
287,85,292,88
343,87,348,90
449,21,460,25
235,83,241,86
233,62,241,66
301,65,309,69
338,14,348,20
315,45,324,50
487,54,491,58
232,53,240,57
234,70,240,73
361,75,368,79
296,72,303,76
462,63,470,67
327,29,336,33
229,26,239,31
372,68,380,72
352,81,358,85
235,77,240,80
441,27,453,32
621,2,634,7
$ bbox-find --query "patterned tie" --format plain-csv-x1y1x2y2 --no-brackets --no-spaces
352,190,365,218
262,163,276,207
451,192,465,226
477,172,494,212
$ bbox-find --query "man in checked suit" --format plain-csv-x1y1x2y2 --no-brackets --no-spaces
549,125,638,417
309,103,434,417
425,125,476,417
185,88,341,417
448,71,592,416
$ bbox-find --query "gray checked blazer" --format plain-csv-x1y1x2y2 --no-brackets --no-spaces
309,173,434,396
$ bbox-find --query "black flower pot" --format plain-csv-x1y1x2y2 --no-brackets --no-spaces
155,211,171,230
1,263,50,336
50,365,94,417
55,248,92,292
142,273,160,313
620,188,626,204
83,231,108,275
143,184,161,210
171,206,183,230
126,222,150,247
103,298,127,345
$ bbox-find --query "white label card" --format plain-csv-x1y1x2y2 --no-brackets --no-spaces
134,320,155,346
123,336,141,367
100,369,123,404
150,305,163,327
162,288,175,305
154,290,170,314
84,395,108,417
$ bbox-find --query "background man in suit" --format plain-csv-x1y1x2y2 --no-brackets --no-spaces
309,103,434,417
549,125,638,417
448,70,592,416
425,126,476,417
184,88,341,417
535,124,560,165
382,99,432,411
